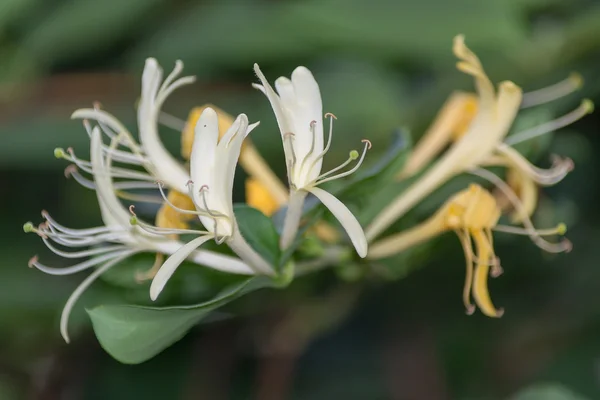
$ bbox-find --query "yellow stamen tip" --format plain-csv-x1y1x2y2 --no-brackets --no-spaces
569,72,583,88
556,223,567,235
23,222,34,233
54,148,65,159
582,99,594,114
349,150,359,160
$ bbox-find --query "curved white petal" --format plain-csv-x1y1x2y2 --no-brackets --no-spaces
90,128,131,228
153,239,252,273
138,58,190,193
307,187,367,258
150,235,213,301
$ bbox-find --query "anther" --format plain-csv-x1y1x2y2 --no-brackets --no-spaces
41,210,49,219
129,205,137,216
186,180,194,187
283,132,295,139
200,184,209,192
465,304,476,316
324,112,337,120
361,139,372,150
581,99,594,113
563,238,573,253
64,165,77,178
28,255,38,268
310,120,317,128
54,148,66,159
23,222,34,233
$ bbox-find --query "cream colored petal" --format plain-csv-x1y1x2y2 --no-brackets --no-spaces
150,235,213,301
307,187,367,258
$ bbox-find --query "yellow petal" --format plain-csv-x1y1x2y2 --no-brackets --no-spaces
400,92,478,178
506,166,537,224
471,229,504,317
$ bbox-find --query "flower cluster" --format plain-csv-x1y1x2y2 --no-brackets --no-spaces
23,35,591,342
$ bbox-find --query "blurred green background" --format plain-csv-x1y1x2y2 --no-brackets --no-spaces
2,0,600,399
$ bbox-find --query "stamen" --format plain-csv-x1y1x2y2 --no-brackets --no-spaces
58,147,155,182
183,182,228,218
297,121,318,174
505,99,594,146
496,144,574,186
129,204,210,237
41,236,127,259
60,251,135,343
157,182,210,216
521,73,584,108
314,139,371,185
40,210,113,236
493,222,567,236
28,250,131,276
304,113,337,178
470,167,572,253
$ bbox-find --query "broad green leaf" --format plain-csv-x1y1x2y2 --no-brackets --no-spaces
87,276,274,364
233,204,281,269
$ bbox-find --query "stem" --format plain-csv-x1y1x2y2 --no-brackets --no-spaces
227,226,275,276
279,190,307,250
295,247,350,277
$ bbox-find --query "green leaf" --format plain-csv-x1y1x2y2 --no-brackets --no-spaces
233,204,281,269
87,276,274,364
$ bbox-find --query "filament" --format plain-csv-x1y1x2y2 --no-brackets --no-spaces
521,73,583,109
470,167,572,253
314,139,371,185
41,237,127,259
60,251,136,343
505,99,593,146
28,250,131,276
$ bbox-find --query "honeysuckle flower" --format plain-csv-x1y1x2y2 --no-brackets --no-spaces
159,103,340,245
366,35,593,241
368,183,568,317
24,126,254,343
253,64,369,257
149,108,275,301
180,104,289,215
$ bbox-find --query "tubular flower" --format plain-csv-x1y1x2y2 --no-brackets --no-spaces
70,58,195,194
149,108,274,301
24,126,254,343
253,64,369,257
366,35,593,241
368,184,568,317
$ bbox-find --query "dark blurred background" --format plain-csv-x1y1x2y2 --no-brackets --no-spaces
2,0,600,399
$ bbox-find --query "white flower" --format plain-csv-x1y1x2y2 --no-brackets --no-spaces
25,126,254,343
149,108,274,301
70,58,195,194
253,64,369,257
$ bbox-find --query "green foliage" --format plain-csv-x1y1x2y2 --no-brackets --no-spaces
233,204,281,269
87,276,275,364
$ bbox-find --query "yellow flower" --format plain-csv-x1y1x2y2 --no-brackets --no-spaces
368,184,568,317
366,35,592,241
